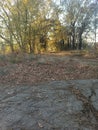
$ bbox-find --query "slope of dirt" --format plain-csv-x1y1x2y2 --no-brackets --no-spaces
0,53,98,86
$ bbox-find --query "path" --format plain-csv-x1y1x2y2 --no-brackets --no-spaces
0,79,98,130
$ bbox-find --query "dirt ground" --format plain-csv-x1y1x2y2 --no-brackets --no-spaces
0,52,98,130
0,51,98,86
0,80,98,130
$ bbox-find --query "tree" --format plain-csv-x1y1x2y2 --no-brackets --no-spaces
60,0,97,50
0,0,50,53
91,0,98,49
0,0,15,52
0,0,97,53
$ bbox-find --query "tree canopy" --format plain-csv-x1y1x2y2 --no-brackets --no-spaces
0,0,98,53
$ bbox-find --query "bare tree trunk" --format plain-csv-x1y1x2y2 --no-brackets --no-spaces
78,34,82,50
71,21,76,50
72,35,75,49
10,35,14,53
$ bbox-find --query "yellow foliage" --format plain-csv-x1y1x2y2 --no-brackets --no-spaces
23,0,28,4
0,44,20,54
47,40,59,52
0,45,11,54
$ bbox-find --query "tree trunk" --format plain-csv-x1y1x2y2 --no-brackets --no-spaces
78,34,82,50
72,35,75,49
10,34,15,53
29,42,33,53
71,21,76,50
67,36,71,49
10,43,14,53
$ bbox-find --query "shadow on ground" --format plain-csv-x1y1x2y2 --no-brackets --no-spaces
0,79,98,130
